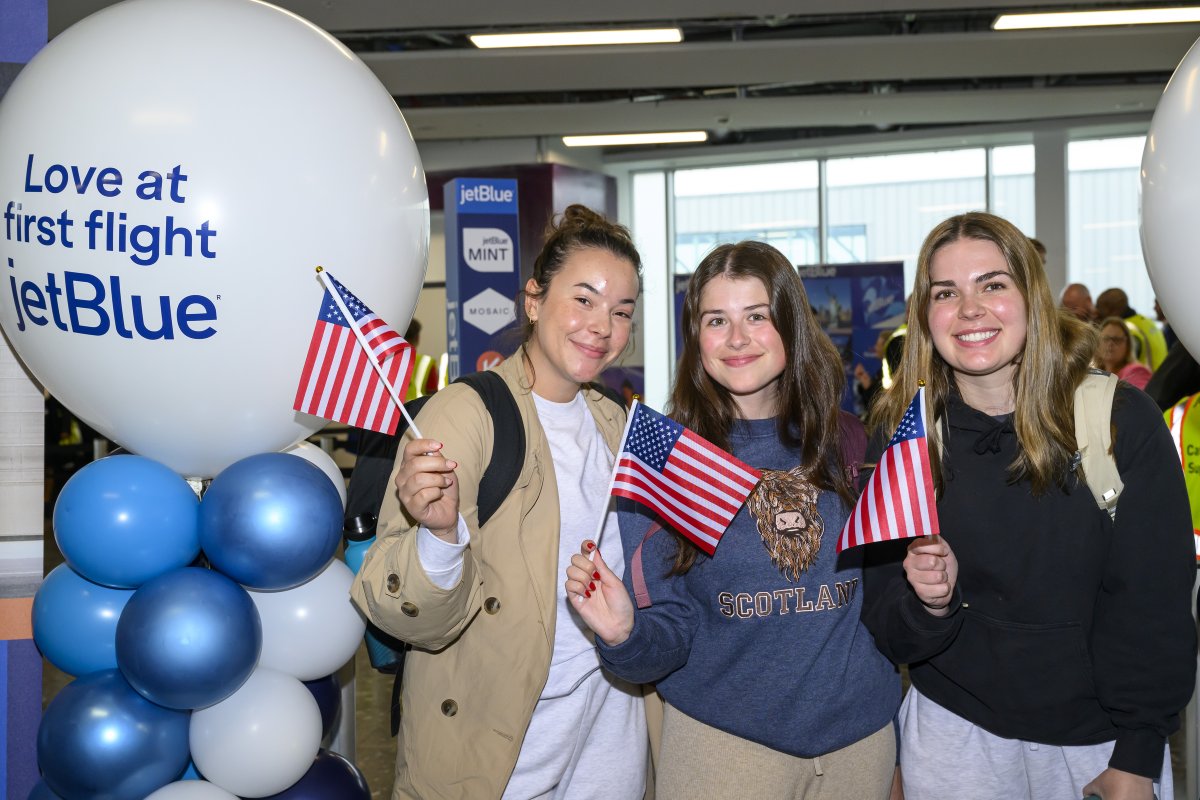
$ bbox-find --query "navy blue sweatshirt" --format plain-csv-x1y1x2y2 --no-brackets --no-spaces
598,417,901,758
863,386,1196,779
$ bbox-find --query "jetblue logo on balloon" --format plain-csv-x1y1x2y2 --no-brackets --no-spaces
2,152,220,340
7,268,216,339
455,178,518,215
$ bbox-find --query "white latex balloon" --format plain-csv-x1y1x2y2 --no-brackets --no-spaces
189,667,322,798
144,782,238,800
284,440,347,510
0,0,428,479
248,559,365,681
1142,37,1200,359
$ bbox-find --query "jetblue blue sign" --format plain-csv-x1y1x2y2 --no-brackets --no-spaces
453,178,518,215
444,178,521,379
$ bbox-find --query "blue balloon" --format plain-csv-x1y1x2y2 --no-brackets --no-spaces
303,674,342,742
254,750,370,800
182,761,203,780
28,780,65,800
53,454,200,588
116,567,261,709
199,453,342,590
37,669,190,800
33,564,133,677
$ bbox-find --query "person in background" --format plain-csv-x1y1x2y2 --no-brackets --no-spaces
1147,340,1200,412
854,328,891,417
1060,282,1097,324
567,241,902,800
1154,299,1178,351
1029,237,1047,263
1164,392,1200,572
1097,316,1153,391
865,212,1194,800
1095,287,1167,370
351,205,652,800
403,318,440,399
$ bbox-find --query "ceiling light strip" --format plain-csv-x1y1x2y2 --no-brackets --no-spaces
471,28,682,49
994,6,1200,30
563,131,709,147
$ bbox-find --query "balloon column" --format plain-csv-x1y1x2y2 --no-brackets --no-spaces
5,0,428,796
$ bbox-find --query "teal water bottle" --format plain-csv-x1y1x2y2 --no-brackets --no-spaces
343,514,403,672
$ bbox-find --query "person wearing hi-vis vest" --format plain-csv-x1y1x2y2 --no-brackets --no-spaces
403,319,441,400
1165,392,1200,563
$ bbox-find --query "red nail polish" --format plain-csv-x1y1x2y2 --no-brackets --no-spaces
585,590,591,598
585,541,595,551
589,582,596,591
593,571,600,580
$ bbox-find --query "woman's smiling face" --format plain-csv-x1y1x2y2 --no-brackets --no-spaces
927,237,1028,389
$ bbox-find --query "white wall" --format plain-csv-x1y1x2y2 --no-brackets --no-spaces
0,338,43,597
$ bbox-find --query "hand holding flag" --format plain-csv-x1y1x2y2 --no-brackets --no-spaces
609,401,761,555
293,269,417,435
837,386,940,552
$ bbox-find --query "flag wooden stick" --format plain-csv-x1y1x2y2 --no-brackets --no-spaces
315,266,423,439
590,398,641,551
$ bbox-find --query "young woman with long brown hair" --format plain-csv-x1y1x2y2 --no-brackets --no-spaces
567,240,901,799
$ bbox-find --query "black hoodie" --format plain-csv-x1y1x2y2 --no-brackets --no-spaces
863,385,1196,779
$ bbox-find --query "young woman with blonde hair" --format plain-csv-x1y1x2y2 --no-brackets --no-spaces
865,212,1194,800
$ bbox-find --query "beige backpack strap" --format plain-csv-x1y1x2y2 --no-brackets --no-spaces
1074,371,1121,520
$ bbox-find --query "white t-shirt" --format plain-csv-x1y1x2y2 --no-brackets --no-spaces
417,390,645,800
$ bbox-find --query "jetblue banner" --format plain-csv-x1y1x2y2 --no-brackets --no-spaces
796,261,905,413
444,178,521,379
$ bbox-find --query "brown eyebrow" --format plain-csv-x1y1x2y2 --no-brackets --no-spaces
574,282,636,306
700,302,770,317
930,270,1012,288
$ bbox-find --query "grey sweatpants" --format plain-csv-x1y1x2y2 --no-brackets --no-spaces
899,686,1172,800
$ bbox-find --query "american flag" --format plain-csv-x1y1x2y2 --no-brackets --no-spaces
612,402,761,555
293,274,414,434
837,386,939,551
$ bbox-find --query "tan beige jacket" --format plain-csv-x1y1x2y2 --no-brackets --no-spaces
350,353,632,800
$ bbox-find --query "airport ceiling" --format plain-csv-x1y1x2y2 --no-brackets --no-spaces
51,0,1200,152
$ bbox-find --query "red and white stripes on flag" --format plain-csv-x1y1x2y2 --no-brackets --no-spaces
293,274,414,434
837,386,939,551
611,402,761,555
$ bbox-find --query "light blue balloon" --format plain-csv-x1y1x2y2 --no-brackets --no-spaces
37,669,190,800
53,454,200,588
199,453,342,590
116,567,261,710
32,564,133,677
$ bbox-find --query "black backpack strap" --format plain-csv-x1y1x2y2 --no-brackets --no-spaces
389,369,525,736
456,370,525,526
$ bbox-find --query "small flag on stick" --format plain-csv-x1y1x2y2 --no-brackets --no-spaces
293,270,415,435
610,401,761,555
837,386,939,551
